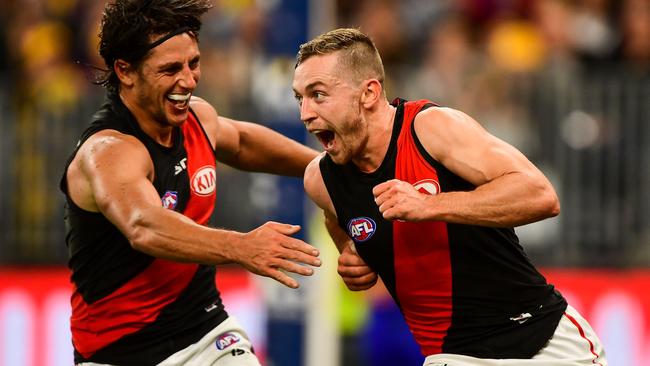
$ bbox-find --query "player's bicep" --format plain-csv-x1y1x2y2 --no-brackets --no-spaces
414,107,539,186
304,154,351,252
303,153,335,213
212,116,242,164
80,132,159,231
190,97,220,150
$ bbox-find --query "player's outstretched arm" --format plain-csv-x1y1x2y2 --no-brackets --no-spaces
373,107,559,227
70,131,320,288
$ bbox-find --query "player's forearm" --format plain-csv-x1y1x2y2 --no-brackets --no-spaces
125,206,243,264
232,122,318,177
426,172,560,227
324,212,351,253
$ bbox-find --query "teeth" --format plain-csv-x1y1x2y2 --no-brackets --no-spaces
168,93,191,101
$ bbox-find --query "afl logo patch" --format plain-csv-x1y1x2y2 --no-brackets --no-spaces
161,190,178,210
190,166,216,196
413,179,440,195
347,217,376,242
215,332,241,350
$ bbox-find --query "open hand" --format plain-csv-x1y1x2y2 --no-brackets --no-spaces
239,221,321,288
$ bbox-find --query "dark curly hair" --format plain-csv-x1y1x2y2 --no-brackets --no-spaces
96,0,213,94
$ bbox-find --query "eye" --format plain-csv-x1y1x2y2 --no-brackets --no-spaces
160,65,182,76
313,91,325,101
294,94,303,106
189,57,200,70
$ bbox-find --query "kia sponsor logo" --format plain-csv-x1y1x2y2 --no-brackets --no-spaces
191,166,216,196
347,217,376,242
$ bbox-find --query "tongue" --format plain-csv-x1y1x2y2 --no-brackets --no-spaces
320,131,335,149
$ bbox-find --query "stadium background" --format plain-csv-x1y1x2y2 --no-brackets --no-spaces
0,0,649,365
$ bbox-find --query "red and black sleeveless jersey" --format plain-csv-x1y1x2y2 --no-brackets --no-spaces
60,94,226,365
320,98,567,358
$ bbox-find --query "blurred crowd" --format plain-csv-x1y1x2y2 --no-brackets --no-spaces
0,0,649,267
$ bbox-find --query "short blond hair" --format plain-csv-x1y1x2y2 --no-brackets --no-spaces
296,28,385,86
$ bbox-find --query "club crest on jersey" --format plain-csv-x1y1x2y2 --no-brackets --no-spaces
347,217,376,242
191,165,216,196
215,332,240,350
161,190,178,210
413,179,440,195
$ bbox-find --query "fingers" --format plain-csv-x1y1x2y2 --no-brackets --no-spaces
372,179,399,198
275,233,320,266
338,260,367,273
242,222,325,288
338,249,377,291
281,236,321,259
338,264,374,278
266,268,300,289
379,207,401,221
338,251,368,267
258,260,314,289
276,259,315,276
266,221,320,258
259,259,315,289
265,221,301,236
373,180,403,217
342,272,378,291
372,180,420,221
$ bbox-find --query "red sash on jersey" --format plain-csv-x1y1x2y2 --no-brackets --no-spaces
393,100,453,355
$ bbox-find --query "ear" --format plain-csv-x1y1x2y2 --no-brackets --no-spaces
114,59,135,87
360,79,383,108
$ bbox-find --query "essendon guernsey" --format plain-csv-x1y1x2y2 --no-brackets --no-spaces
320,98,567,358
60,95,226,364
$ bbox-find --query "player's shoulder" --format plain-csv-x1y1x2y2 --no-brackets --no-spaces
304,152,335,211
78,129,149,164
304,152,327,188
83,129,143,150
189,95,220,141
416,105,466,125
413,105,483,143
189,95,218,120
305,152,326,177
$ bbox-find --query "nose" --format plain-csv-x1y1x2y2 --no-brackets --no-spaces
300,98,317,125
178,64,198,90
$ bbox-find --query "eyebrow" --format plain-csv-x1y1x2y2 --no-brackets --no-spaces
157,55,200,71
158,61,182,71
294,80,326,95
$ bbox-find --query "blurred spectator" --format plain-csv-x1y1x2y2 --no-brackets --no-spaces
400,13,482,107
348,0,409,95
571,0,618,63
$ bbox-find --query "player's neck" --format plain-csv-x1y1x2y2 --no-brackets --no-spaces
119,92,175,147
354,102,396,173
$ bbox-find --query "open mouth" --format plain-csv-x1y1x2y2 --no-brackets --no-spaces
314,130,335,150
167,92,191,109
